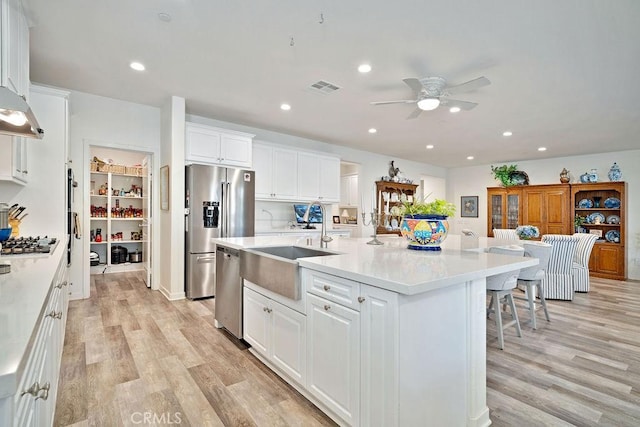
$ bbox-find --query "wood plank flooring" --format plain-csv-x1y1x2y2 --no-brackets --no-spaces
54,273,640,426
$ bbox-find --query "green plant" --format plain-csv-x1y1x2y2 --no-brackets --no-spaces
400,197,456,217
574,214,586,228
491,164,518,186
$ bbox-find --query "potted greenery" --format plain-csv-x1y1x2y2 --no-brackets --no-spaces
491,164,518,187
574,214,586,233
399,198,456,251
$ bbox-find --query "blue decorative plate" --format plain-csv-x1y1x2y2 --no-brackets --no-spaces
587,212,605,224
578,198,593,208
606,215,620,224
604,197,621,208
605,230,620,243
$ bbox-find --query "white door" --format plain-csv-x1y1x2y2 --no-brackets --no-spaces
243,287,271,356
141,155,152,288
271,300,306,386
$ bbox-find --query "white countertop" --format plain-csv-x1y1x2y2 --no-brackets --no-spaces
0,239,65,398
213,234,537,295
255,228,350,235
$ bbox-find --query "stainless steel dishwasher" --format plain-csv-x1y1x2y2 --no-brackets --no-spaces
214,245,243,339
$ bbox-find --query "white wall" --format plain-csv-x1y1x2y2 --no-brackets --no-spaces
447,150,640,279
67,89,161,299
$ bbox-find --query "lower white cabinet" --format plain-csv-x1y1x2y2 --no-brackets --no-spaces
243,287,306,386
12,255,69,427
306,293,360,427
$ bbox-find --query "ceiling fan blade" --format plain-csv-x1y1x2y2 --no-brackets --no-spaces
402,78,424,95
370,100,417,105
406,107,423,120
446,76,490,95
441,98,478,110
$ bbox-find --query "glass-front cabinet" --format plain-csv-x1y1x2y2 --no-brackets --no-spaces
571,182,626,280
487,188,522,237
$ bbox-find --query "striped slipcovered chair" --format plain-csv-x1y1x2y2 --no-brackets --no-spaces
540,234,581,300
572,233,599,292
493,229,519,240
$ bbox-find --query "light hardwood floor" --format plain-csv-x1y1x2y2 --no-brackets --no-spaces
55,273,640,426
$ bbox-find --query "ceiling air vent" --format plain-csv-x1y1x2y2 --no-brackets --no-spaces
309,80,341,94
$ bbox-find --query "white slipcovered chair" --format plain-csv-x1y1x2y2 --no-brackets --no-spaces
493,228,519,240
486,245,525,349
515,241,552,329
540,234,581,301
572,233,598,293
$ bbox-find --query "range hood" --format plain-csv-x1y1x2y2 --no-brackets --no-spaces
0,86,44,139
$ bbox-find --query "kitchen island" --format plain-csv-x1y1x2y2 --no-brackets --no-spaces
213,234,537,427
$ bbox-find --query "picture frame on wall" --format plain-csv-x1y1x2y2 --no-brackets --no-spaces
461,196,479,218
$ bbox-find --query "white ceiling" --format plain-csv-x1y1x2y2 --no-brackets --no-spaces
23,0,640,168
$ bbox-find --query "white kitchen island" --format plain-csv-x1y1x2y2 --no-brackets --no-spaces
213,235,537,427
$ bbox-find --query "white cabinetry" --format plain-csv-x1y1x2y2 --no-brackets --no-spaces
89,170,146,273
185,122,254,168
340,174,358,207
304,269,397,427
297,152,340,202
1,0,30,97
243,286,306,386
253,142,298,200
0,134,27,184
13,254,69,427
306,293,360,426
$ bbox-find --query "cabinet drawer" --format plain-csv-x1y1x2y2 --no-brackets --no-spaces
303,269,361,311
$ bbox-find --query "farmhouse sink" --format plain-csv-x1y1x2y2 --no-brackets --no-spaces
240,245,336,300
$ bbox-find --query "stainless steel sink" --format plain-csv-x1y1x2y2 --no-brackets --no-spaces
240,245,336,300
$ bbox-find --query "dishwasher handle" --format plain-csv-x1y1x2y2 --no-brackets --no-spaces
216,245,239,258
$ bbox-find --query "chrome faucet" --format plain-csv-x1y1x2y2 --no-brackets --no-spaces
303,201,333,248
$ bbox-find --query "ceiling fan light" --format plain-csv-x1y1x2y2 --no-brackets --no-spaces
417,97,440,111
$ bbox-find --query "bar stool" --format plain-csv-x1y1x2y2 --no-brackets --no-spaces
515,241,552,329
486,245,525,349
493,229,519,240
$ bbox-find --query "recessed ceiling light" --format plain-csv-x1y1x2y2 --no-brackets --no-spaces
502,131,513,137
130,62,145,71
538,147,547,152
426,144,434,149
157,12,172,22
368,128,377,134
280,103,291,111
449,107,461,113
467,156,474,160
358,64,372,73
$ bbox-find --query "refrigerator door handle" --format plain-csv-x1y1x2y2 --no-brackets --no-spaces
225,182,231,236
196,255,216,262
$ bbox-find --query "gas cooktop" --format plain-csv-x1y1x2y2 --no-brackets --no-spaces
0,236,59,257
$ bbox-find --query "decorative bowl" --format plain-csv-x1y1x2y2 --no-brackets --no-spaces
400,215,449,251
0,227,11,242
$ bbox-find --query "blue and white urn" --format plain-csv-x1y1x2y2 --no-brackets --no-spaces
608,162,622,181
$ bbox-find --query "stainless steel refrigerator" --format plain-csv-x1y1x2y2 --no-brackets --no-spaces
185,164,255,299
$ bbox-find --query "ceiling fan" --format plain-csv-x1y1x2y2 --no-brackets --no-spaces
370,76,490,119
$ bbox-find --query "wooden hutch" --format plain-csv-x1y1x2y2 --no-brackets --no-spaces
375,180,418,236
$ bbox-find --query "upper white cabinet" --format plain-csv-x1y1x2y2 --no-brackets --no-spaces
253,142,298,200
185,122,254,168
340,174,359,207
253,141,340,203
0,134,27,183
297,152,340,202
1,0,30,98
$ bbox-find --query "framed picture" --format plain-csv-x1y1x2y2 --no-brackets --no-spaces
160,165,169,211
332,215,340,224
461,196,479,218
589,229,603,238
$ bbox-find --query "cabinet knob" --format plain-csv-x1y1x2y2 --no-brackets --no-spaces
55,281,68,289
20,382,40,397
323,305,331,311
23,170,28,175
263,307,272,313
35,382,50,401
323,285,331,291
47,310,62,319
358,296,365,303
